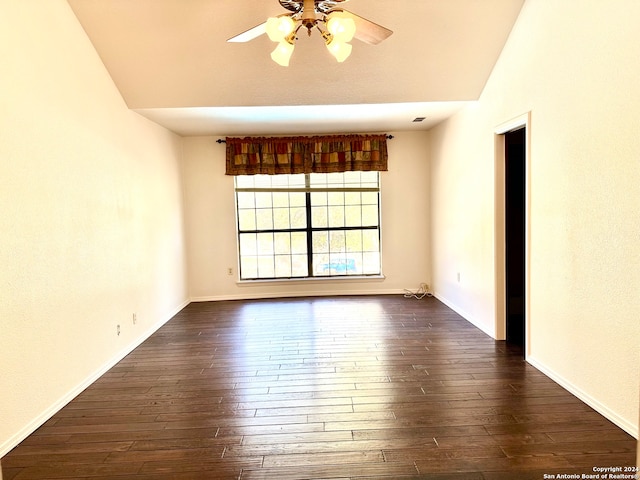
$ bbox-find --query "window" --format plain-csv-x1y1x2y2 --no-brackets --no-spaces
235,171,381,280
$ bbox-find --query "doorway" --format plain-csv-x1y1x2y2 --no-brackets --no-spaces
504,127,526,349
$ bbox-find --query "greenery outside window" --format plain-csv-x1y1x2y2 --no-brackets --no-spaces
235,171,381,280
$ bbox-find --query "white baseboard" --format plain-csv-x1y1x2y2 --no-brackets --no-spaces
0,299,190,458
433,292,638,439
191,289,406,303
433,292,496,339
527,356,638,439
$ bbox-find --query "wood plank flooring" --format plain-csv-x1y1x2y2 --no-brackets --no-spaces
2,295,636,479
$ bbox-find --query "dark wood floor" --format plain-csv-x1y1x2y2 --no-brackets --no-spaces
2,296,636,479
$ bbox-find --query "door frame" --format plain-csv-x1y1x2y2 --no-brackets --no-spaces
494,112,531,356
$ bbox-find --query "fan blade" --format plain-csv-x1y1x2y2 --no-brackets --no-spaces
316,0,350,14
227,22,267,43
339,9,392,45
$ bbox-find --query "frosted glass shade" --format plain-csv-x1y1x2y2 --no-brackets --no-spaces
266,16,295,42
326,13,356,43
326,41,352,63
271,41,295,66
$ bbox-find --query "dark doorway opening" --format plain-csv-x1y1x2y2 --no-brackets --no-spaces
505,127,526,350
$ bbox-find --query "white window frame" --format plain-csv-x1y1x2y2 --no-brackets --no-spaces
234,172,382,280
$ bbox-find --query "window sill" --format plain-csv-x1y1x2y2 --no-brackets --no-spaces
236,275,386,287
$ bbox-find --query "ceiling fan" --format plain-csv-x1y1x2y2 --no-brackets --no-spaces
227,0,393,66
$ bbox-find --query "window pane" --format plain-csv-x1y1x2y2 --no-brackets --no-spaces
274,232,291,254
350,252,364,275
345,205,362,227
361,192,378,205
363,252,381,274
345,191,361,205
343,171,360,184
273,208,290,230
345,230,363,252
361,171,379,188
236,192,255,209
312,231,329,254
240,233,257,255
275,255,292,277
326,173,344,185
329,252,346,264
271,175,289,187
362,229,380,251
313,253,330,276
255,192,272,208
291,254,308,277
311,191,327,206
291,232,307,254
235,176,254,188
238,209,256,231
256,209,273,230
240,256,258,278
257,256,274,278
362,205,379,226
328,192,344,206
329,230,346,253
328,253,352,275
288,174,306,187
328,205,345,227
272,192,289,208
290,207,306,228
310,173,327,186
290,192,306,207
256,233,274,255
312,206,328,228
253,175,273,188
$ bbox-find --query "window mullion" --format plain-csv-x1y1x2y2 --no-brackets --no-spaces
305,174,314,277
271,192,276,277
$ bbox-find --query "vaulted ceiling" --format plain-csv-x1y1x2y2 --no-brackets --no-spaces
67,0,525,136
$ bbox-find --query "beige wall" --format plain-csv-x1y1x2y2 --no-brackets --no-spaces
430,0,640,437
0,0,189,455
182,131,431,300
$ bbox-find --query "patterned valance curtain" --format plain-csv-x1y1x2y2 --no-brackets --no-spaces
225,134,388,175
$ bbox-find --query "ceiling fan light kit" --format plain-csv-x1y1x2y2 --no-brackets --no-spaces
228,0,392,67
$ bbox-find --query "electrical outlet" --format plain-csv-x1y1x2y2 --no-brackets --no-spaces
133,313,137,325
457,272,461,283
227,267,233,276
117,324,121,336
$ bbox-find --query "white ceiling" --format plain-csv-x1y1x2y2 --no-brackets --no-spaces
66,0,525,137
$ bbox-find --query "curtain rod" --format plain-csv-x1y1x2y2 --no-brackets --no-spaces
216,135,394,144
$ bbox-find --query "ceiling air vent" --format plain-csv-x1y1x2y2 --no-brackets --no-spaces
412,117,426,123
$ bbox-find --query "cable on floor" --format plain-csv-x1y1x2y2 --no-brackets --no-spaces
403,283,433,300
